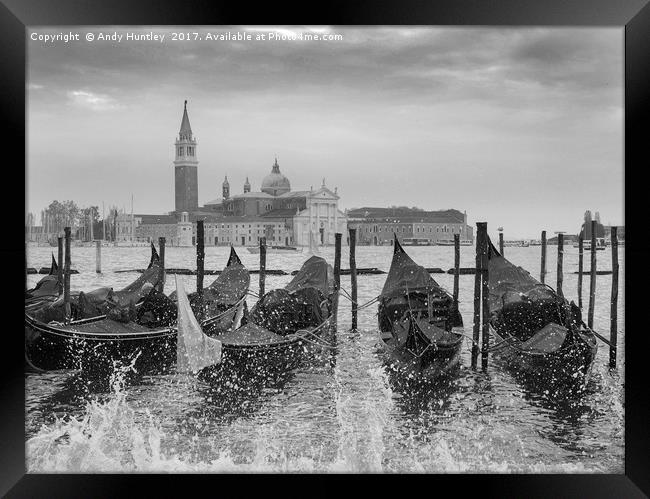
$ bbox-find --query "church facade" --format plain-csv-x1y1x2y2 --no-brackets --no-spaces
127,101,347,247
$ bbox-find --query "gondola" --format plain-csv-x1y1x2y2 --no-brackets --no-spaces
378,236,464,380
195,253,335,388
24,246,249,376
378,235,464,381
486,239,598,394
27,243,164,325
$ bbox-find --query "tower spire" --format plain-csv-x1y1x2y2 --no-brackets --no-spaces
179,100,192,140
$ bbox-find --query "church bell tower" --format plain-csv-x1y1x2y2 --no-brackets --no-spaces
174,100,199,214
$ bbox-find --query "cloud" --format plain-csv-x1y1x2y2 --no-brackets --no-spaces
26,27,623,236
67,90,122,111
28,83,44,90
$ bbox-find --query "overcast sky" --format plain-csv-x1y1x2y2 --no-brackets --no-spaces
27,26,623,238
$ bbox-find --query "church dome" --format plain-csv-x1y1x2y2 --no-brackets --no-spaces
261,158,291,196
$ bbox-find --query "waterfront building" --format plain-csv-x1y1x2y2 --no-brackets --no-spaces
347,207,473,245
115,213,177,244
202,160,347,246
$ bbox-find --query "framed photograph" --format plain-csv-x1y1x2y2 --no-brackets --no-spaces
4,0,648,496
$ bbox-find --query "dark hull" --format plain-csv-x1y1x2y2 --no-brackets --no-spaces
198,318,331,389
380,330,463,382
490,324,598,394
24,302,243,376
25,314,177,375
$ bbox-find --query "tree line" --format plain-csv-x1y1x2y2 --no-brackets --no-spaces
28,200,125,241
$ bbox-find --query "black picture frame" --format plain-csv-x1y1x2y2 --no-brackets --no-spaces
3,0,648,496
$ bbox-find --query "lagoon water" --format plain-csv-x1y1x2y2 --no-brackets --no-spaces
25,243,624,472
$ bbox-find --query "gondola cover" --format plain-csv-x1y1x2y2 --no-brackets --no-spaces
380,236,450,301
487,239,580,342
249,256,332,336
284,255,333,297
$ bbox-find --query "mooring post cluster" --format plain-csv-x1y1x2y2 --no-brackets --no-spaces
544,219,619,370
588,220,597,330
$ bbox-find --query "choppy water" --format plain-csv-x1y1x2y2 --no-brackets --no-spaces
25,243,624,472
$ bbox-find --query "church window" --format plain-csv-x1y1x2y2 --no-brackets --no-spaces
178,146,184,156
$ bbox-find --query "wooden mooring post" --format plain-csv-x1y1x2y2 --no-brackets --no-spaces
479,223,490,369
453,233,460,311
158,237,166,290
609,227,619,368
63,227,71,322
95,240,101,273
540,230,547,283
196,220,205,297
556,233,564,298
259,237,267,297
577,235,584,310
158,237,166,268
57,236,64,295
472,223,484,368
588,220,597,329
498,231,504,256
349,227,358,331
331,233,342,333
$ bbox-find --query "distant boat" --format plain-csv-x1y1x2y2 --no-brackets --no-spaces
435,239,473,246
401,238,431,246
573,238,606,251
247,245,300,254
503,240,530,247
